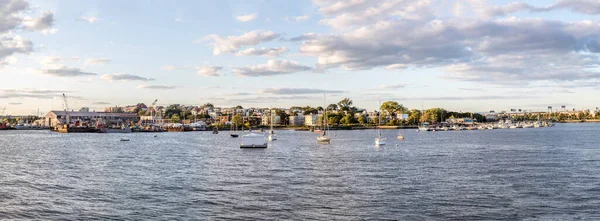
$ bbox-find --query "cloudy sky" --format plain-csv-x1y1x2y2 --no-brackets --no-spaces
1,0,600,115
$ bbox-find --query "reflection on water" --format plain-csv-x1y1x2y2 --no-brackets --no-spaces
1,124,600,220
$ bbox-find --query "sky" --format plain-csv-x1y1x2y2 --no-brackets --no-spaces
1,0,600,115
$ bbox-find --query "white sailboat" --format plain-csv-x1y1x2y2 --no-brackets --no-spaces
375,100,386,146
317,94,331,143
268,108,276,141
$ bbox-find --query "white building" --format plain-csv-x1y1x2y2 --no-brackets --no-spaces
304,114,321,126
261,115,281,125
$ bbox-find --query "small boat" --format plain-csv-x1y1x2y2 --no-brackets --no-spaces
240,132,267,148
230,121,239,138
268,108,276,141
375,100,386,146
317,94,331,144
398,129,405,140
120,138,130,141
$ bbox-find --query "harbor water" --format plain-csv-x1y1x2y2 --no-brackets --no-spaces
1,123,599,220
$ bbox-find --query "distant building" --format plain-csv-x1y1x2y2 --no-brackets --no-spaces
79,107,90,112
261,115,281,126
44,111,139,128
484,111,498,121
304,114,321,126
218,116,229,124
446,118,475,125
289,115,305,126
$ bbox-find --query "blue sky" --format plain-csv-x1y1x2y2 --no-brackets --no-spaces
1,0,600,115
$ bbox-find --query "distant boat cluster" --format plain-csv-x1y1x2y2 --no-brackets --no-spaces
417,120,555,132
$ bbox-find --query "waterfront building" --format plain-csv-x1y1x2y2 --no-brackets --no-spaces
289,115,305,126
44,111,139,128
484,111,498,121
304,114,321,126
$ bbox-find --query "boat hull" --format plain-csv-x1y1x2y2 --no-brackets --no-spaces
317,136,331,143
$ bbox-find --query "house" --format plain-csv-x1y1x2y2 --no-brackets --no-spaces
289,115,305,126
304,114,321,126
261,115,281,126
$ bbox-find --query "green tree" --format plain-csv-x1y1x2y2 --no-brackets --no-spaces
171,114,181,123
235,105,243,110
327,104,338,111
232,115,243,127
408,109,422,125
183,110,192,119
165,105,182,119
357,114,368,125
380,101,408,118
340,114,355,125
337,98,353,112
202,103,214,109
274,109,289,125
329,113,343,125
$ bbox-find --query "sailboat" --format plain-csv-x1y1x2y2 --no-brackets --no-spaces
268,108,276,141
230,119,239,138
317,94,331,143
375,101,386,146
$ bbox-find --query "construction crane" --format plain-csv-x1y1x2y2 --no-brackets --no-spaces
149,99,158,116
1,106,6,118
62,93,70,125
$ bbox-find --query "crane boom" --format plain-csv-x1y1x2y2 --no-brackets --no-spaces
62,93,70,125
149,99,157,116
1,106,6,117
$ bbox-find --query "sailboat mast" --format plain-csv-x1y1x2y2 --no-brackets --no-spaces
323,93,327,132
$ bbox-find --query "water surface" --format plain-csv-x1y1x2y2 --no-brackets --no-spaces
1,124,599,220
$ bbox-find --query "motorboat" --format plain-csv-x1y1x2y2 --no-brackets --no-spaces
240,132,267,148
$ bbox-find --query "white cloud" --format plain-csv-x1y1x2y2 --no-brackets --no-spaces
235,13,258,22
77,16,99,23
235,47,287,57
41,65,97,77
258,88,344,94
101,73,155,81
1,35,33,59
379,84,405,89
200,30,280,55
196,66,223,76
232,60,312,77
285,15,310,22
0,56,17,66
0,89,72,99
137,85,177,90
1,1,55,63
296,0,600,85
84,58,111,65
161,65,178,71
22,11,55,32
0,0,29,34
